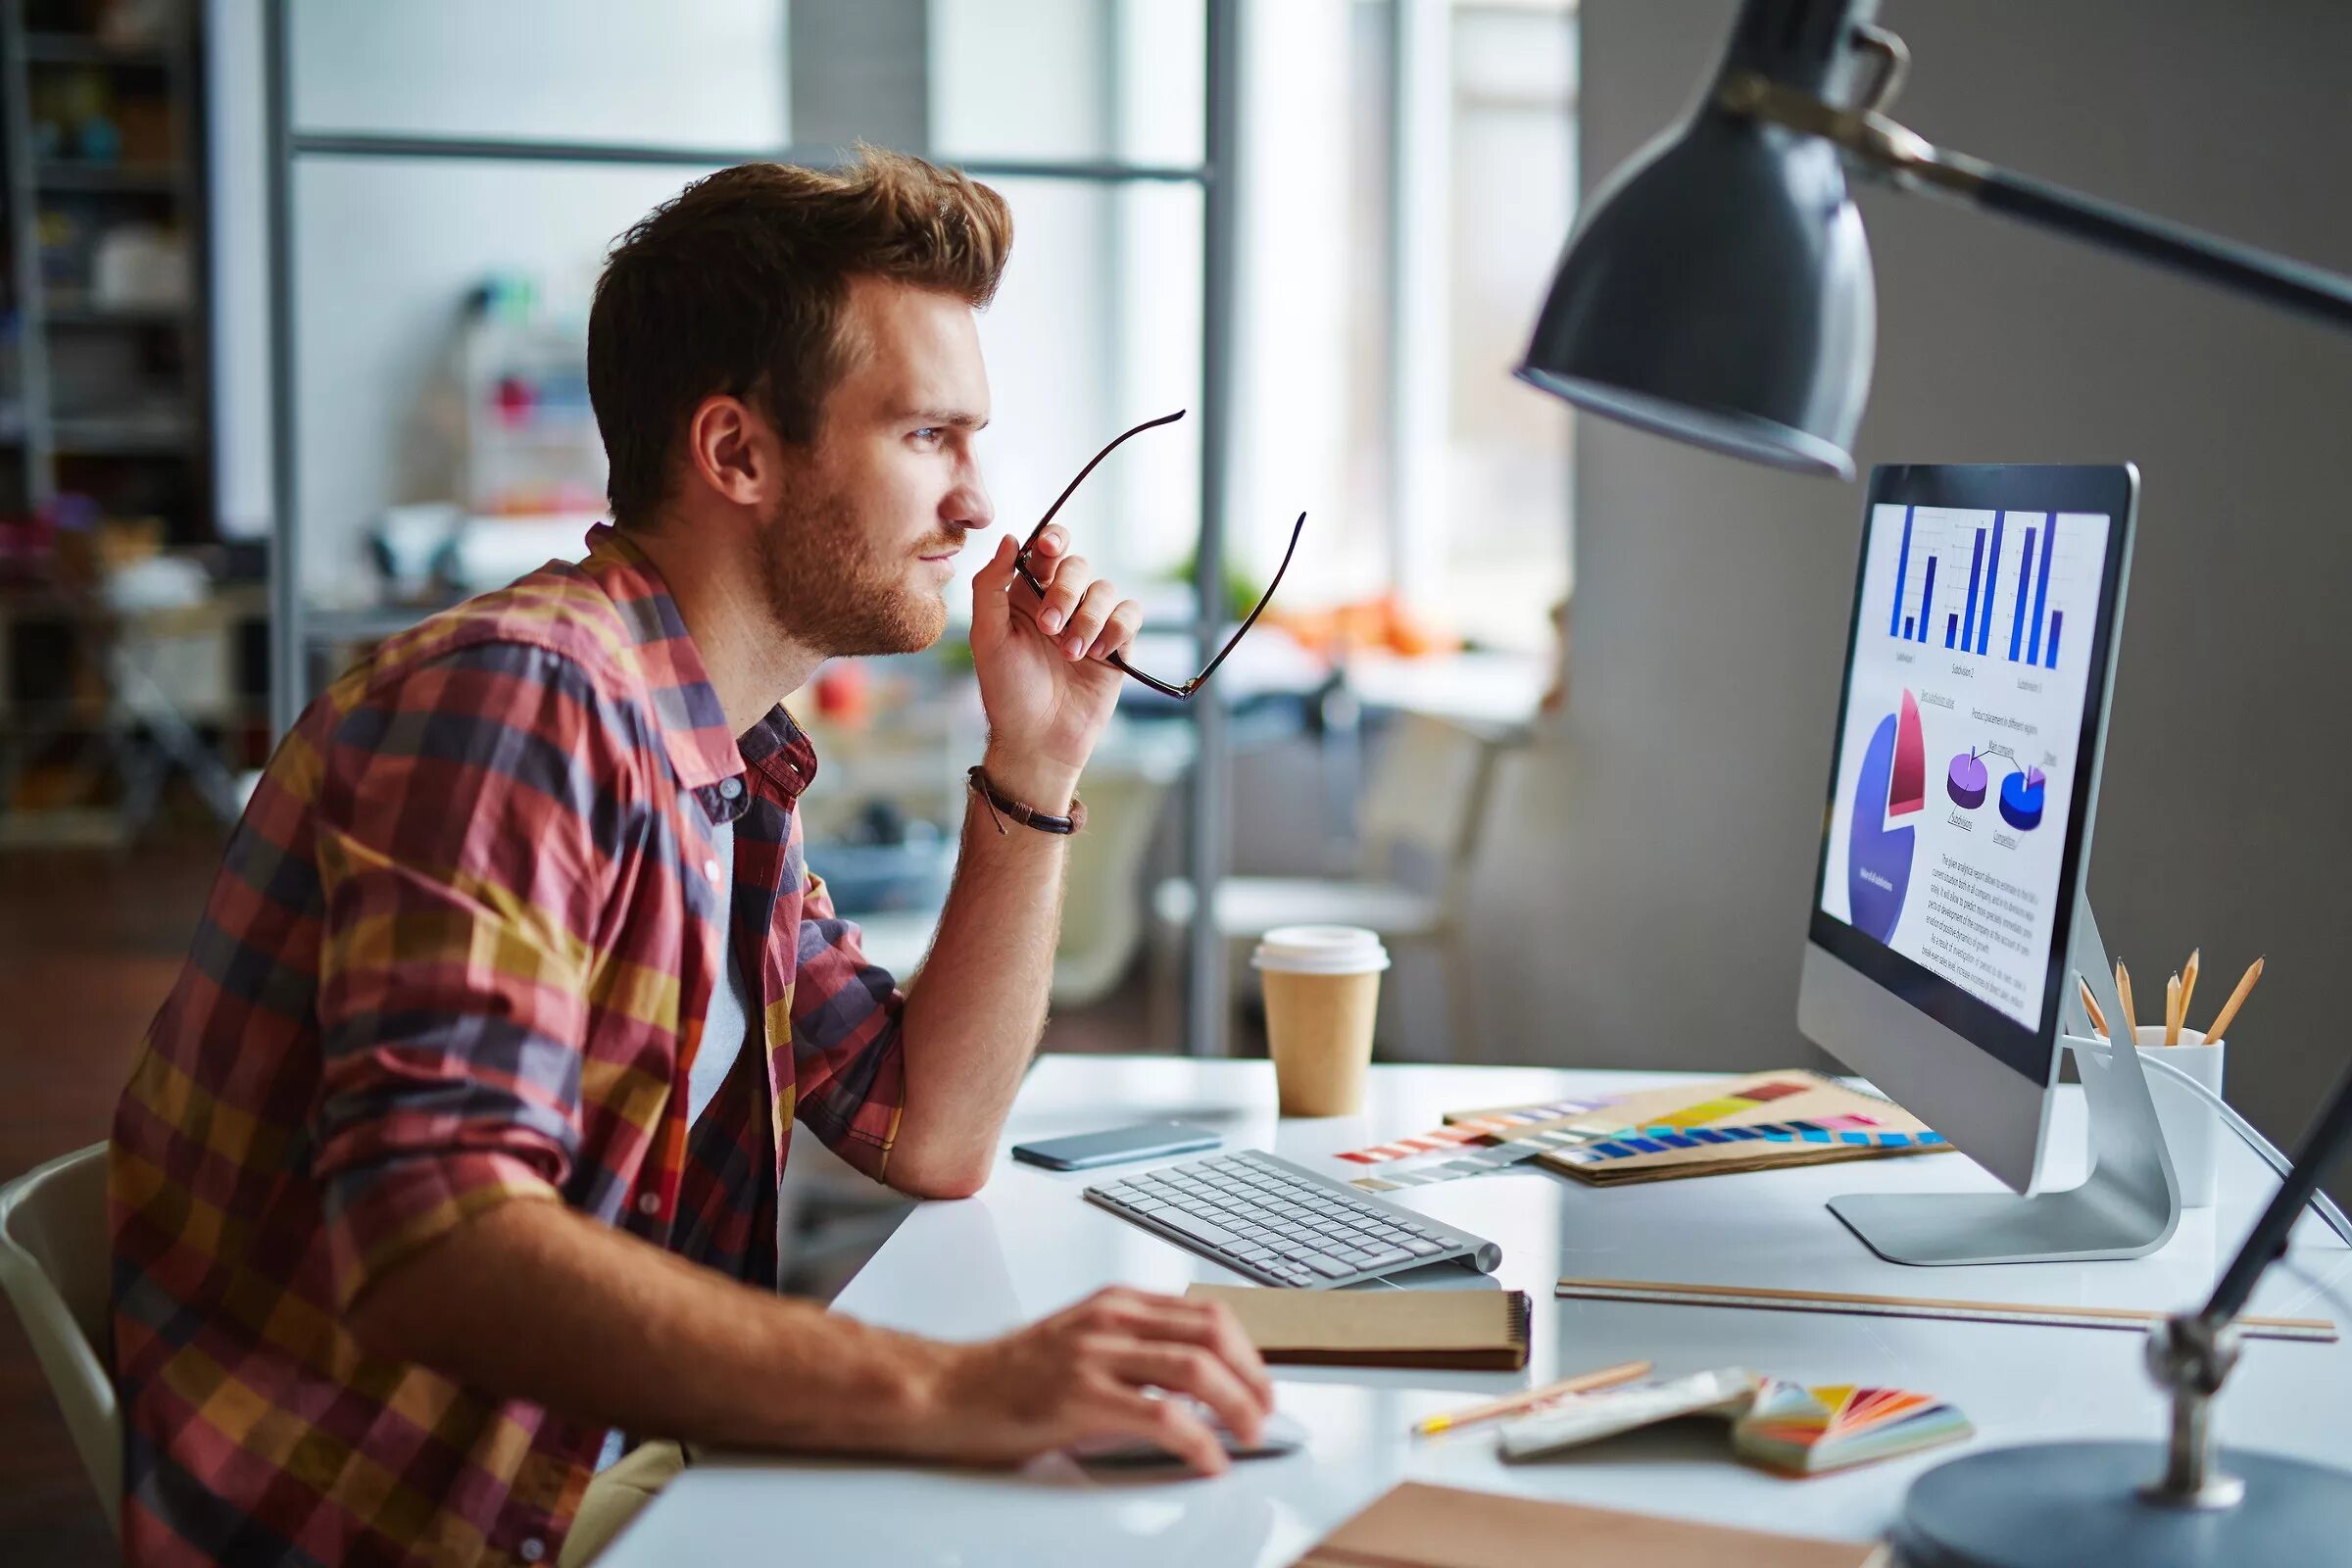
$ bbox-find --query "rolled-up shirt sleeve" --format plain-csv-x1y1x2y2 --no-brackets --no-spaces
309,643,640,1309
785,810,907,1183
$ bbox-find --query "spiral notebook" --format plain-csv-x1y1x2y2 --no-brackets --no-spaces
1186,1285,1532,1371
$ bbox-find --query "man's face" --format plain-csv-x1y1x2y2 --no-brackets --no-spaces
756,277,994,657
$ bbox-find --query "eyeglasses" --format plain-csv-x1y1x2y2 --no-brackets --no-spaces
1013,409,1306,701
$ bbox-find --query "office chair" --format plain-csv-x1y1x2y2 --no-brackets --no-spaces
0,1143,120,1535
1153,711,1525,1059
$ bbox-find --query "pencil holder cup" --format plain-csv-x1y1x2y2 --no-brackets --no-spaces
2134,1025,2225,1209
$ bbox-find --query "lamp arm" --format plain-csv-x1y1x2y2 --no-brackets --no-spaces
1717,70,2352,335
2199,1060,2352,1332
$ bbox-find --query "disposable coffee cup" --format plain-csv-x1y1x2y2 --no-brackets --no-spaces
1251,925,1390,1116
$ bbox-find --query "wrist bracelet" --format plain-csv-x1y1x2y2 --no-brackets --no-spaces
967,765,1087,836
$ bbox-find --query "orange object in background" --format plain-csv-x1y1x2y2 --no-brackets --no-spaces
1267,592,1460,660
811,660,873,727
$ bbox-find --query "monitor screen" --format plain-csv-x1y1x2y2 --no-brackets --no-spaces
1811,467,2131,1081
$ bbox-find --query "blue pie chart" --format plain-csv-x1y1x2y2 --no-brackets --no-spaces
1998,766,2046,832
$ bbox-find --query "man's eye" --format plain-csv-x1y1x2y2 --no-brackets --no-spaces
911,427,943,444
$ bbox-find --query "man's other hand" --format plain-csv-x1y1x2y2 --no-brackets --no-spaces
915,1286,1274,1475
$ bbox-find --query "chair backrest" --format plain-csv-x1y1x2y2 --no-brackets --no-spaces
1356,712,1526,919
1054,760,1179,1008
0,1144,121,1534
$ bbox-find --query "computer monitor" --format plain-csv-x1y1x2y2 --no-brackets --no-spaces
1799,464,2137,1202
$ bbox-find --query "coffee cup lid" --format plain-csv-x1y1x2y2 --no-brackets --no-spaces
1251,924,1391,975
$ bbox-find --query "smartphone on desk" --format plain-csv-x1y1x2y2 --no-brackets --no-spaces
1010,1122,1220,1171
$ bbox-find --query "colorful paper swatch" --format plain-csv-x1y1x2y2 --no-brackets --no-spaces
1731,1379,1973,1476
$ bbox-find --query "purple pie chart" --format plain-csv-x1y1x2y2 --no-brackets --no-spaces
1946,751,1988,809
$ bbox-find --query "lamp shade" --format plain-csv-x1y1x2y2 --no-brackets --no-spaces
1516,107,1876,480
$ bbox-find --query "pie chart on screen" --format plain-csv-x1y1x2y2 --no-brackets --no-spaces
1946,750,1988,809
1999,766,2047,832
1888,690,1927,817
1845,696,1920,943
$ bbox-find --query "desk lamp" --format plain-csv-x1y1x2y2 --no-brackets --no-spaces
1513,2,2352,1562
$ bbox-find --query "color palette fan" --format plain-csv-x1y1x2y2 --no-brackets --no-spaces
1731,1379,1974,1476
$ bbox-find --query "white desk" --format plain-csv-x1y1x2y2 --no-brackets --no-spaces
605,1056,2352,1566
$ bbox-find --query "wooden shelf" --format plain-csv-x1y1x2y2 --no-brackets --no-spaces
22,32,172,67
42,303,188,327
36,161,180,193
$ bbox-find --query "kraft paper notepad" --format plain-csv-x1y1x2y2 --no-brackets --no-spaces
1186,1284,1531,1371
1446,1069,1951,1187
1289,1481,1887,1568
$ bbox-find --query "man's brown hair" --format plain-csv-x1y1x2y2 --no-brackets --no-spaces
587,147,1012,526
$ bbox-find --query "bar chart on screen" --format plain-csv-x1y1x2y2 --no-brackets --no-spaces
1875,505,2108,675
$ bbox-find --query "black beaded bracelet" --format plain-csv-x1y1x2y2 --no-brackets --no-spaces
967,765,1087,836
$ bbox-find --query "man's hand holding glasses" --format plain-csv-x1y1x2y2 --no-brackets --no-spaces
968,409,1305,819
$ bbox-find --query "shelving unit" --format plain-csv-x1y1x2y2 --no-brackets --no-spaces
0,0,211,532
0,0,236,847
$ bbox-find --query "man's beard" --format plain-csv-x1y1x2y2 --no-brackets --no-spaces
755,479,956,657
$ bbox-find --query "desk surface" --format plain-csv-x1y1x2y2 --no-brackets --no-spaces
605,1056,2352,1566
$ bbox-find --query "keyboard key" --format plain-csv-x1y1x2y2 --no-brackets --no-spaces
1401,1239,1441,1256
1156,1210,1239,1248
1301,1253,1354,1278
1358,1247,1413,1270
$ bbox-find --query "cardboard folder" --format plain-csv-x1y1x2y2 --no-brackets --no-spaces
1187,1284,1530,1371
1291,1481,1887,1568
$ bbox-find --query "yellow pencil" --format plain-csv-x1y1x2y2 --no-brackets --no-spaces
2077,977,2110,1039
2180,949,2202,1029
2165,973,2182,1047
1413,1359,1651,1437
2205,957,2266,1044
2116,960,2139,1044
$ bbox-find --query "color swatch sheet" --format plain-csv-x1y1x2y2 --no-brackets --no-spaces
1733,1379,1974,1476
1348,1071,1946,1193
1335,1096,1623,1193
1494,1367,1970,1478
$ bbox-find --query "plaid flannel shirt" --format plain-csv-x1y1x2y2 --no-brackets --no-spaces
107,525,907,1566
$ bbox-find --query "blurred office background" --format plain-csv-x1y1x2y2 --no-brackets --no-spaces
7,0,2352,1557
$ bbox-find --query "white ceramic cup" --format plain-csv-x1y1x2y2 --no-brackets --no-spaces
2133,1024,2226,1208
1251,925,1391,1116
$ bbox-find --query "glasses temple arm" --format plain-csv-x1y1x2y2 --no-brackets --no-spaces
1175,511,1308,694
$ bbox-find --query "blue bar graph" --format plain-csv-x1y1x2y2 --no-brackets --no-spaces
1961,529,1985,654
1917,558,1938,642
1945,612,1959,648
1889,506,1915,637
1904,615,1914,638
1978,514,2006,653
2008,526,2037,662
2026,514,2057,665
2047,611,2063,667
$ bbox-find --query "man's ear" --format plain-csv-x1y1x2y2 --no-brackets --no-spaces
683,394,777,508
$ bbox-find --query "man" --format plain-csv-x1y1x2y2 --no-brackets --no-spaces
108,150,1270,1567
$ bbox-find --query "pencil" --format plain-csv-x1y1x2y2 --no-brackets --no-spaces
1412,1358,1651,1437
2077,977,2110,1039
2180,949,2201,1029
2205,957,2266,1044
2165,973,2183,1047
2116,959,2139,1044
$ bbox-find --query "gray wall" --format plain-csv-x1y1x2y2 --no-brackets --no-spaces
1473,0,2352,1189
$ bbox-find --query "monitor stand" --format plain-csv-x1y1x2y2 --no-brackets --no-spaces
1829,894,2180,1265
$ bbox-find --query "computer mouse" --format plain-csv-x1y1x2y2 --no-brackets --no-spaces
1069,1408,1308,1468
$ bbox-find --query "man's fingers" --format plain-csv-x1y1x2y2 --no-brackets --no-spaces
1059,580,1119,662
1027,524,1069,562
1087,600,1146,662
1035,555,1091,636
1104,1343,1265,1447
971,533,1019,597
1095,1389,1229,1476
1104,1296,1273,1409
